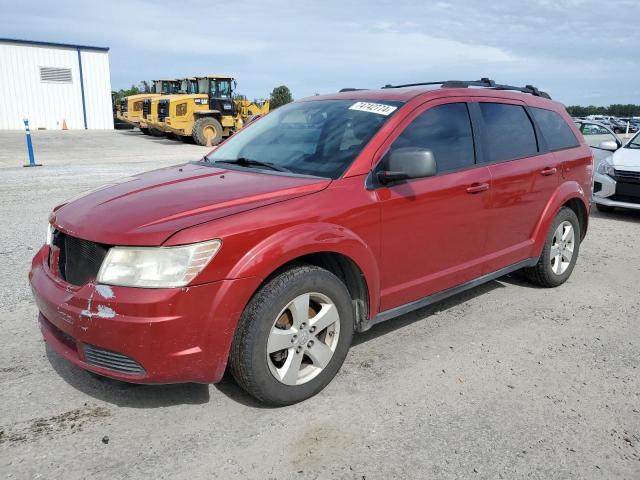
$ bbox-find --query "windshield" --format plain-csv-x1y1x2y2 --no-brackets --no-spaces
626,132,640,149
205,99,403,179
213,80,232,99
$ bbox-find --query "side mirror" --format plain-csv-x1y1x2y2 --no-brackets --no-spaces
598,140,619,152
378,149,437,184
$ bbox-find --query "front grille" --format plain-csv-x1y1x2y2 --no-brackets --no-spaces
50,231,110,286
142,99,151,118
614,169,640,184
157,99,169,121
610,194,640,204
84,345,145,375
120,99,128,113
612,179,640,204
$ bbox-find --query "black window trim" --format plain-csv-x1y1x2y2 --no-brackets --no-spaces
469,100,548,167
528,105,580,154
368,101,482,189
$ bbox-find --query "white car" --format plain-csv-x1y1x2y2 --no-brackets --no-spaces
591,129,640,212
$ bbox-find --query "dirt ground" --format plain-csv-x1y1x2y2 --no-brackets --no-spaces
1,130,639,479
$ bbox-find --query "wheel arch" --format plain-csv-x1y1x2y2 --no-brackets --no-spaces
563,197,589,240
264,251,371,332
194,109,221,118
227,222,381,331
532,182,589,256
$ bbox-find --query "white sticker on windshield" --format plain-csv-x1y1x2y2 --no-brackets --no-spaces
349,102,397,116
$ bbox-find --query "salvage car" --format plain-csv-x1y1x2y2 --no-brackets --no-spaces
30,79,593,405
592,131,640,212
574,120,622,164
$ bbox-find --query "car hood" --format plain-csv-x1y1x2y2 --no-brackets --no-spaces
612,147,640,170
52,163,330,246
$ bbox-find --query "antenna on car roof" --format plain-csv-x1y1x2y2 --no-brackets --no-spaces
382,78,551,99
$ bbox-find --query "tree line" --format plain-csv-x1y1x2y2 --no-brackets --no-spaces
566,104,640,117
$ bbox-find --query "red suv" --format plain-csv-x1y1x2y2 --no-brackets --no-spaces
29,79,592,405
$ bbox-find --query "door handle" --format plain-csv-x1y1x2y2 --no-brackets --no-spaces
466,182,490,194
540,167,557,176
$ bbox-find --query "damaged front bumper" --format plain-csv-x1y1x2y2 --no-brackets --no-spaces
29,245,252,384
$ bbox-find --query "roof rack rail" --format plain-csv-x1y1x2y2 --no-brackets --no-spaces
382,78,551,99
339,87,366,92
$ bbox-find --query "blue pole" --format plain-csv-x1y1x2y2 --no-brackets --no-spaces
23,119,42,167
77,47,88,129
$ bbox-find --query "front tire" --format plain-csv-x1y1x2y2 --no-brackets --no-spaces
193,117,223,146
229,265,354,406
523,207,581,288
139,127,151,135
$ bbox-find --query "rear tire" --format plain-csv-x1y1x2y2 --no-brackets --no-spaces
139,127,151,135
149,127,165,137
596,203,615,213
229,265,354,406
523,207,580,288
193,117,223,146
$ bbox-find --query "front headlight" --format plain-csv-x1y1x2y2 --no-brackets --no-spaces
97,239,221,288
596,156,615,177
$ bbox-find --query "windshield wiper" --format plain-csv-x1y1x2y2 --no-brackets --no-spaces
214,157,291,172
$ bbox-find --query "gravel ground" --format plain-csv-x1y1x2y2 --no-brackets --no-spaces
1,130,639,479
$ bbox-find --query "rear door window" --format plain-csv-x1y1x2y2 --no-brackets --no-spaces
389,103,475,173
531,107,579,151
479,103,538,162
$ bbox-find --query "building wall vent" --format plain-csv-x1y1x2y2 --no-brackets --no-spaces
40,67,73,83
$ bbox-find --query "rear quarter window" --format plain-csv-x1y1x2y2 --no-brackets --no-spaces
479,103,538,163
531,107,579,151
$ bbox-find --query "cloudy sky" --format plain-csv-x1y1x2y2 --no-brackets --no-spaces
2,0,638,105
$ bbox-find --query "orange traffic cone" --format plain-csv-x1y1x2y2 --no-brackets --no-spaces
62,119,68,130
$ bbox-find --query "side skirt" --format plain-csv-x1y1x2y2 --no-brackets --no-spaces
369,257,538,327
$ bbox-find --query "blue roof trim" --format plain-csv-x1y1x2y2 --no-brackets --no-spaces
0,38,109,52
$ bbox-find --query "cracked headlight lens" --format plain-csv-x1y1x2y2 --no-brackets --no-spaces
97,240,221,288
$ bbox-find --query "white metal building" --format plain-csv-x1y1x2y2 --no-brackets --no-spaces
0,38,114,130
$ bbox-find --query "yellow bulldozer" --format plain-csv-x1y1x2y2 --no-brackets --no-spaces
158,75,270,145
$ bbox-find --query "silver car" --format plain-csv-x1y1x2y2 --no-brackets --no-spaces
586,124,640,213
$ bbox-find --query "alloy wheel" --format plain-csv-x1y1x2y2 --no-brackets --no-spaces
550,220,575,275
266,292,341,386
